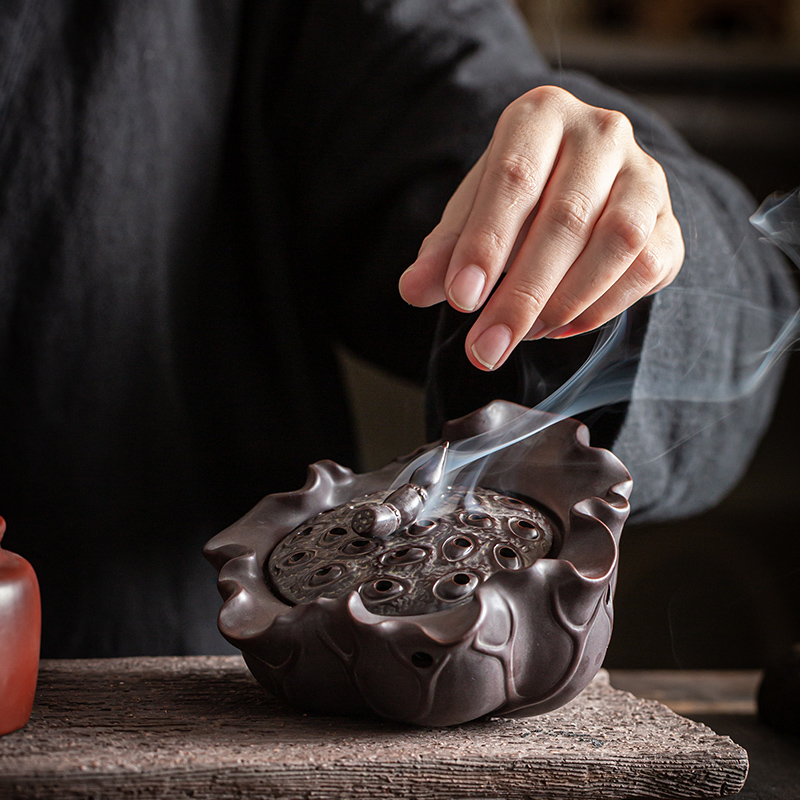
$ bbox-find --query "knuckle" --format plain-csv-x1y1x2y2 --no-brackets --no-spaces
544,190,595,241
596,108,633,141
463,224,509,266
543,288,585,326
529,84,571,107
605,209,651,257
630,246,663,289
479,224,507,254
507,280,550,319
490,152,541,197
513,85,576,122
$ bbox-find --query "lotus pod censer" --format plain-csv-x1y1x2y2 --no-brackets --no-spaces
205,401,632,727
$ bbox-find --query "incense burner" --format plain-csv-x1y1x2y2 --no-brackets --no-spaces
205,401,631,726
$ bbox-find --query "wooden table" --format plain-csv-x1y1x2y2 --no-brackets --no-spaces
0,657,796,799
610,670,800,800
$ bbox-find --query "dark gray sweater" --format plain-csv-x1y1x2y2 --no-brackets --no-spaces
0,0,793,656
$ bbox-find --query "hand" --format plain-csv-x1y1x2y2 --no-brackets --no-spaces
398,86,684,371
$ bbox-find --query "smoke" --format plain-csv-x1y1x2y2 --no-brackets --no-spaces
751,188,800,272
393,187,800,501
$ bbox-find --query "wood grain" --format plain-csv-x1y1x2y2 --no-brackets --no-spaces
0,657,748,799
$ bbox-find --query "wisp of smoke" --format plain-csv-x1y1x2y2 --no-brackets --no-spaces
393,187,800,501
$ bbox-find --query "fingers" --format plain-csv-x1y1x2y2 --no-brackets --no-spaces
462,103,683,371
547,213,684,339
464,107,634,370
441,94,565,312
524,157,666,338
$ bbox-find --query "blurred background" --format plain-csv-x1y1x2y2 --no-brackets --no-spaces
341,0,800,669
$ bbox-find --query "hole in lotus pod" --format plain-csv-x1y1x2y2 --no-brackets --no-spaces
462,512,493,528
296,527,313,537
509,518,541,539
381,546,428,566
321,526,350,545
442,534,474,561
408,519,437,536
495,494,528,507
433,572,479,601
411,651,434,669
360,577,405,603
283,550,314,568
342,537,377,556
494,543,523,570
308,564,345,587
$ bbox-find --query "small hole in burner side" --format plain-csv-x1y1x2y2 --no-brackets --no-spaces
411,652,434,669
499,547,516,559
296,527,313,537
329,527,347,537
454,537,471,548
375,579,393,592
453,573,471,585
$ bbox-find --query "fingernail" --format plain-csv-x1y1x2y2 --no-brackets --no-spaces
447,265,486,312
547,324,574,339
471,324,512,370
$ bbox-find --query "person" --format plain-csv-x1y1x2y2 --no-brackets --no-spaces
0,0,792,658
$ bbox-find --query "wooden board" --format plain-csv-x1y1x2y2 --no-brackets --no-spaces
610,670,762,716
0,656,748,799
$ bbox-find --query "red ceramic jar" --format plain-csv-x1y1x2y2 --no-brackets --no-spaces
0,515,41,736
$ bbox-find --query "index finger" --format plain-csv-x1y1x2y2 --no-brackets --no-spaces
443,88,566,314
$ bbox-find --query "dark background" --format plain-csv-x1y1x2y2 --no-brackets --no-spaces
344,0,800,669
